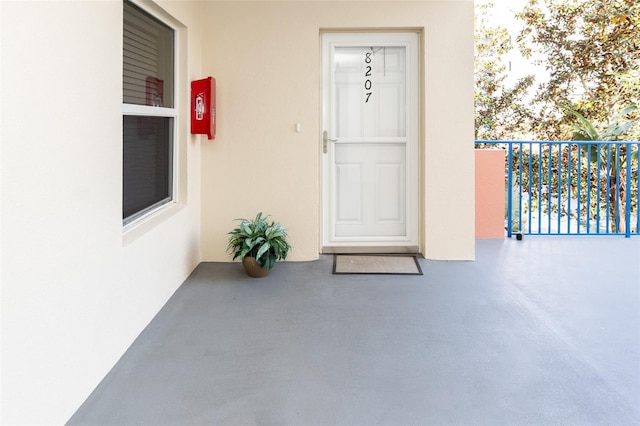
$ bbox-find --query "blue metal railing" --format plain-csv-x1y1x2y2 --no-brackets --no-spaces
476,140,639,238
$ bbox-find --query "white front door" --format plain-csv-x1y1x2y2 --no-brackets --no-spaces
322,32,419,252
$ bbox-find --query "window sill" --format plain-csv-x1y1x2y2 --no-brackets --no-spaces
122,201,185,246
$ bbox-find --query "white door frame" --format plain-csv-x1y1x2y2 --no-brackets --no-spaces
321,32,420,253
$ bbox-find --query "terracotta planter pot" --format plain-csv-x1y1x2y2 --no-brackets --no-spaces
242,257,270,278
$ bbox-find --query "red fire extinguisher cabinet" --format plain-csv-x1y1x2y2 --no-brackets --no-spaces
191,77,216,140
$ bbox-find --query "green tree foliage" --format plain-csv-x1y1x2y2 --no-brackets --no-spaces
475,1,639,233
474,3,534,140
516,0,640,141
567,103,638,232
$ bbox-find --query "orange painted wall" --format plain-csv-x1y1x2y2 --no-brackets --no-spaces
475,149,505,239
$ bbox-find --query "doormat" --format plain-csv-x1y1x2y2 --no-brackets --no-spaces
333,254,423,275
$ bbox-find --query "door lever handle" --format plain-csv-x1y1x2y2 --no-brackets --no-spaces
322,131,337,154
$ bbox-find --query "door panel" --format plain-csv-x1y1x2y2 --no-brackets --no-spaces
334,46,407,138
336,163,362,222
322,33,419,251
334,143,406,237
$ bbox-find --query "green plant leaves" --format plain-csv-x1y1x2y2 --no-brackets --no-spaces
226,212,291,269
240,222,253,236
255,241,270,262
566,102,638,142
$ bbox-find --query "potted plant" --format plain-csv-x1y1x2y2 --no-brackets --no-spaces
227,212,292,277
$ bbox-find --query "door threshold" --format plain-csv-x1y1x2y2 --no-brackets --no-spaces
322,246,419,254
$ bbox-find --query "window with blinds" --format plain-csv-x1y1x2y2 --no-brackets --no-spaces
123,0,176,226
123,1,174,107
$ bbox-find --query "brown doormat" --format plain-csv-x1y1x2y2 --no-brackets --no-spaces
333,254,423,275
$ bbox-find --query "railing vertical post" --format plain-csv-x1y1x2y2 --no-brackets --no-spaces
507,143,513,238
568,143,572,234
636,143,640,234
586,143,591,233
557,143,562,234
538,143,543,233
548,143,552,234
606,144,612,234
577,143,581,234
616,144,623,234
519,142,523,234
528,142,533,234
625,143,632,238
597,145,601,234
615,144,620,234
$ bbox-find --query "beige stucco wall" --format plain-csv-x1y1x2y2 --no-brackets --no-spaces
200,0,475,261
1,1,203,424
1,0,473,423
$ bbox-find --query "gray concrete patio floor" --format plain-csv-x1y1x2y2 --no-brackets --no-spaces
68,238,640,425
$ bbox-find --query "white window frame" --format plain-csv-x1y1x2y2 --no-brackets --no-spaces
122,0,180,233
